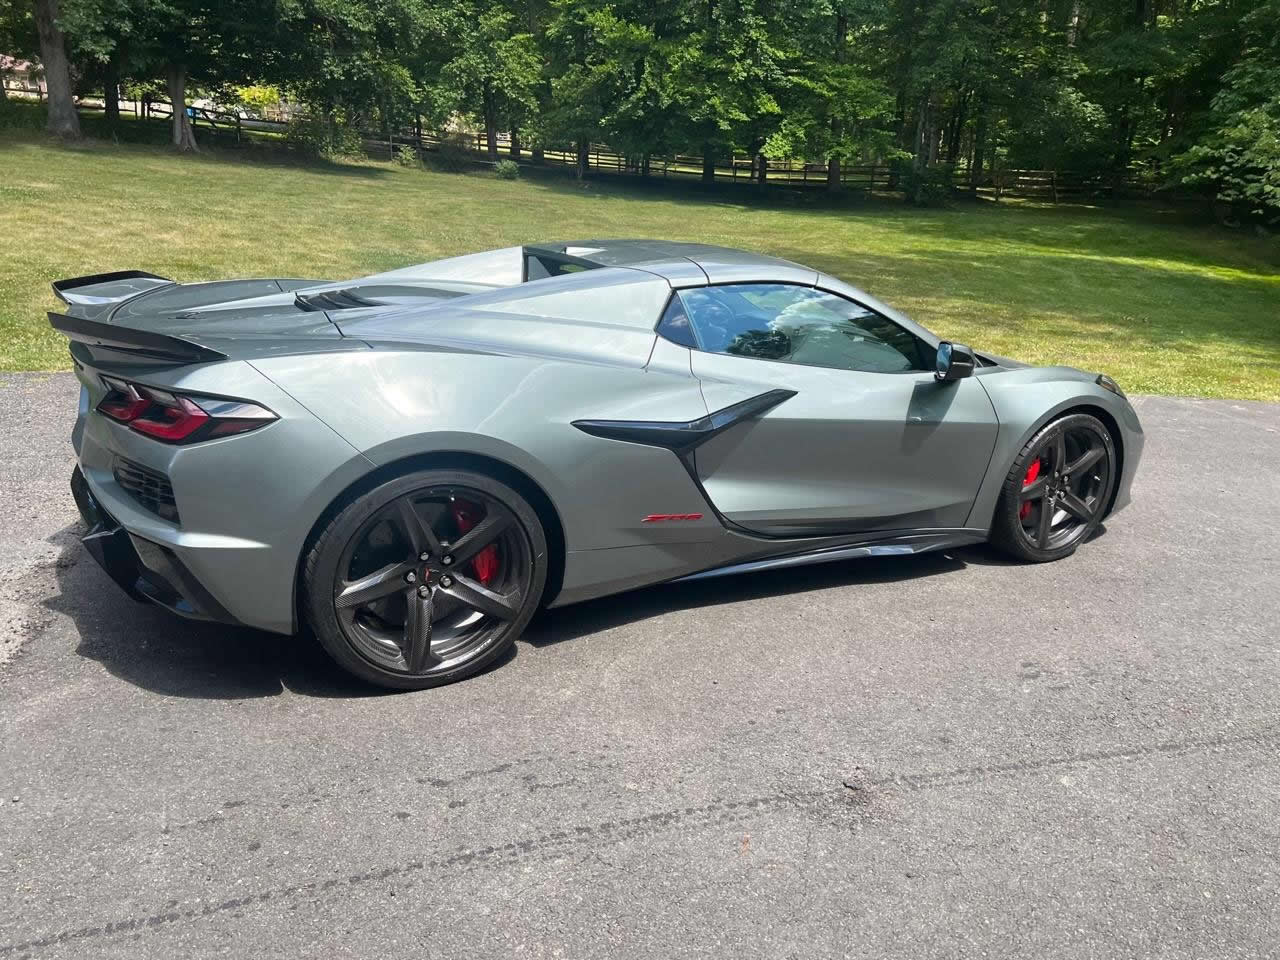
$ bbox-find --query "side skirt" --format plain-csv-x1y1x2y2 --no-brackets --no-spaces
671,528,987,583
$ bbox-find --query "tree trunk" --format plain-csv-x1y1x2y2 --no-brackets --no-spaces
945,93,968,164
827,7,848,193
103,52,121,128
576,140,589,179
482,80,498,161
33,0,80,139
532,142,545,164
1065,0,1081,46
701,147,716,183
167,63,198,152
509,132,521,159
756,153,768,185
970,94,989,195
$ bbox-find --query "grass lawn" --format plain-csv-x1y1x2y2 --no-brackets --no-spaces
2,126,1278,400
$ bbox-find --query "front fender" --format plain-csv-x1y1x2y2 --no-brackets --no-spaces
966,368,1144,530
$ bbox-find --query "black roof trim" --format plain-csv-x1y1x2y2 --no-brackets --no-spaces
521,246,607,283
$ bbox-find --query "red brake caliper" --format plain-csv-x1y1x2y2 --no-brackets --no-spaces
1019,459,1041,520
451,500,499,585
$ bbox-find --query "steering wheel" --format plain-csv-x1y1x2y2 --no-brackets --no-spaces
693,299,737,351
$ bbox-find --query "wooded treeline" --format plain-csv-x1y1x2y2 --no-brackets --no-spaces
3,0,1278,220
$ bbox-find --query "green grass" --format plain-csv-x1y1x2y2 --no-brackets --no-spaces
2,126,1278,400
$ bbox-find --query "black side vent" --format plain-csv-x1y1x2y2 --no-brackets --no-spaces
295,289,386,312
113,457,179,524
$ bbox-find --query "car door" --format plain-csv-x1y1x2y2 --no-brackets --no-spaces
670,282,999,537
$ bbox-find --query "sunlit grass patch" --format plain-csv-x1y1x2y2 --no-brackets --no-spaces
1,131,1277,400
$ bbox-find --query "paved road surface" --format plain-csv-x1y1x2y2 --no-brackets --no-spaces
1,372,1278,958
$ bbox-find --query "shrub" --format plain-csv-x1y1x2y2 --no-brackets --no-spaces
285,115,363,160
395,145,419,168
901,161,955,207
232,85,282,118
428,133,476,173
494,158,520,180
0,99,44,132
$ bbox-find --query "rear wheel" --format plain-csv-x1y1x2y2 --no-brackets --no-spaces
991,413,1116,563
304,469,546,690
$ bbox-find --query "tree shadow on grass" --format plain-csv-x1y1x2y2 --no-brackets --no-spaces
0,121,395,182
766,243,1280,359
511,165,1277,278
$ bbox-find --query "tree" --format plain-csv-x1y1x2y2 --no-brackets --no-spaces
60,0,275,151
1173,0,1280,224
271,0,435,153
425,0,541,160
32,0,80,137
757,0,898,191
0,0,38,101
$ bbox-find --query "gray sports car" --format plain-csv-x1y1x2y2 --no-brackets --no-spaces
52,240,1143,689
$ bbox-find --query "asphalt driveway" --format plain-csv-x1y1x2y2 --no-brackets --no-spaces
1,372,1278,958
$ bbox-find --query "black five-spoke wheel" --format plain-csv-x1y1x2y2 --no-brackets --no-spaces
305,469,547,689
993,412,1117,562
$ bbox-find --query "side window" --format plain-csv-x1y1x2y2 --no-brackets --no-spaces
656,294,698,348
677,283,931,374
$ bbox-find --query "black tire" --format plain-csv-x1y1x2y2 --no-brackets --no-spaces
303,469,547,690
991,412,1116,563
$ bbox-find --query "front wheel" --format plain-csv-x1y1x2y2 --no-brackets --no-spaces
303,469,547,690
991,413,1117,563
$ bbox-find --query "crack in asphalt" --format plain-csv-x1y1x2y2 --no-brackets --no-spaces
4,724,1276,956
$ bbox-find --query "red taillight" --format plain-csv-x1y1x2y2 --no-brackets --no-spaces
96,379,276,445
97,377,151,421
129,394,210,441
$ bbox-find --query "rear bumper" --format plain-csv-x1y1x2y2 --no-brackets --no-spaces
68,359,376,635
71,467,242,626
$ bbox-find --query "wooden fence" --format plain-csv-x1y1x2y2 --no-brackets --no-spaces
3,83,1159,201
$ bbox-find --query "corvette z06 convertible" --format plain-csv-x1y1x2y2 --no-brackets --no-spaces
52,241,1143,689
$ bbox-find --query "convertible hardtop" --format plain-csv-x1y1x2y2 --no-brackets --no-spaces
46,241,814,366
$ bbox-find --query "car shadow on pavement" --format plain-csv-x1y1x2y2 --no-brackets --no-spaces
42,522,981,697
522,549,970,647
42,524,384,700
948,522,1108,568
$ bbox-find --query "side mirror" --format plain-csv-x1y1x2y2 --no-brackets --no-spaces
935,341,976,382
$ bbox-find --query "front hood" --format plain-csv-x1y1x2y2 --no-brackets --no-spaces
976,350,1030,370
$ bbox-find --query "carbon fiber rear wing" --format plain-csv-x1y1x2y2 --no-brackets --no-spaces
48,312,227,364
52,270,173,308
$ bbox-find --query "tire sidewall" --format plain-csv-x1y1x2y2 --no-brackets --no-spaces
304,469,548,690
993,413,1116,563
